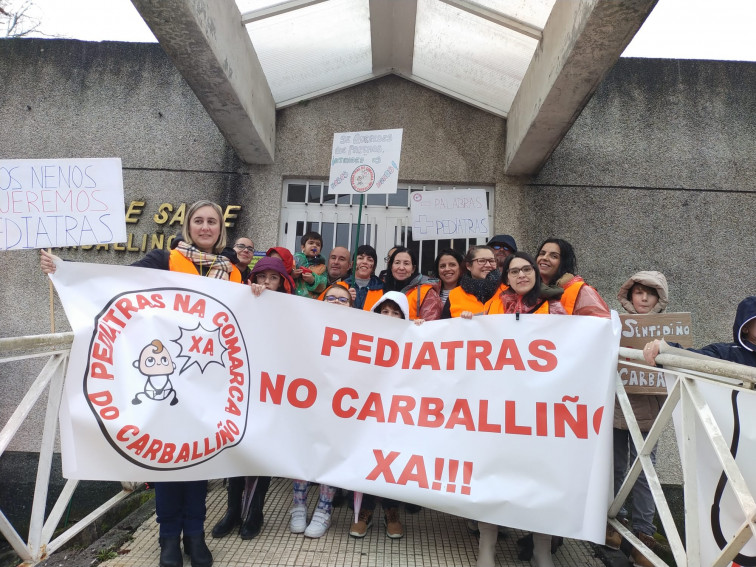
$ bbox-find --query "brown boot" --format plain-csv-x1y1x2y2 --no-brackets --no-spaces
605,523,622,549
630,546,654,567
384,507,403,539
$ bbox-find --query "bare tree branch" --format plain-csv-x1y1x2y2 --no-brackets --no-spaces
0,0,42,38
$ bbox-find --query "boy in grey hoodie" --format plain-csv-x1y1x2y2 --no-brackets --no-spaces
610,271,669,567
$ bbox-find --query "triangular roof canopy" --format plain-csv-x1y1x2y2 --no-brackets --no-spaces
131,0,657,172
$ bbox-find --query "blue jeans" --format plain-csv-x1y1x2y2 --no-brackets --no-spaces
154,480,208,537
613,428,657,536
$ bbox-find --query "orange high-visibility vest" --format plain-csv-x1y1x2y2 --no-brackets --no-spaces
362,288,384,311
485,295,550,315
560,281,584,315
366,285,433,320
169,249,242,283
482,284,509,314
447,286,486,317
406,284,433,320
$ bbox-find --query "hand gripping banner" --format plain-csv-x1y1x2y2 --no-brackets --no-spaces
50,260,621,542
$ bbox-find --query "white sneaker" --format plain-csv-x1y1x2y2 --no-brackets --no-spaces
304,509,331,538
290,505,307,534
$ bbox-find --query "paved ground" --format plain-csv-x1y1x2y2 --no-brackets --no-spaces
99,478,609,567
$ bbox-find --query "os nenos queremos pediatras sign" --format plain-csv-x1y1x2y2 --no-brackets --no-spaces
328,129,403,195
0,158,126,251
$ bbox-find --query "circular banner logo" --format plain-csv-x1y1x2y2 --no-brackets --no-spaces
83,288,250,470
350,165,375,193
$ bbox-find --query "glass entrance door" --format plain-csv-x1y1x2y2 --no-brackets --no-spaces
279,180,495,276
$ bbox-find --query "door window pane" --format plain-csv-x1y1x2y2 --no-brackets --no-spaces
323,183,336,204
288,184,307,202
420,240,436,277
336,223,350,249
350,223,371,247
307,183,322,204
388,186,408,207
320,222,335,254
367,193,385,206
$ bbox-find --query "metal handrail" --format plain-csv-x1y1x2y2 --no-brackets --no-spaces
0,334,137,565
2,333,755,565
613,345,756,566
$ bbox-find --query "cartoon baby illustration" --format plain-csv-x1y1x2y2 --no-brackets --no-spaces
132,339,178,406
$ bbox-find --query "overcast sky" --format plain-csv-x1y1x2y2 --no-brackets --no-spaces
16,0,756,62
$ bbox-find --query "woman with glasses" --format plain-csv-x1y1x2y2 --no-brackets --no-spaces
480,252,566,316
320,283,353,305
473,251,609,567
223,237,255,283
535,238,610,317
470,252,565,567
441,245,499,319
380,246,443,321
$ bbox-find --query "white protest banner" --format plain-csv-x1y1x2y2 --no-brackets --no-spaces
328,129,403,194
668,378,756,566
50,259,620,542
0,158,125,250
410,189,489,241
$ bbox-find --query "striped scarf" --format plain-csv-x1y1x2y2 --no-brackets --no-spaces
176,241,234,280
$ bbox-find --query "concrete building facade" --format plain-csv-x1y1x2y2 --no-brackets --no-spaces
0,39,753,513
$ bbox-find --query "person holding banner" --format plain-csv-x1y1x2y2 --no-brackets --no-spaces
480,252,565,317
536,238,610,318
473,252,609,567
432,248,465,305
288,283,355,538
609,272,669,567
349,291,413,540
249,256,295,295
40,199,246,567
472,252,564,567
441,246,499,319
643,296,756,368
212,257,295,543
380,247,443,321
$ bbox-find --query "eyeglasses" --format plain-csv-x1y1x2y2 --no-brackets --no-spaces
234,244,255,252
324,295,350,304
473,258,497,266
490,244,512,251
508,265,534,277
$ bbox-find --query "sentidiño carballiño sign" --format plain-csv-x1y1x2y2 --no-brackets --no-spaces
618,312,693,394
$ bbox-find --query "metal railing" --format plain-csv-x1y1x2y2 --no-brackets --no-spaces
2,333,755,565
613,345,756,567
0,333,139,565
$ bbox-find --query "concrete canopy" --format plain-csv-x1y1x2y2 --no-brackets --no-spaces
131,0,656,172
